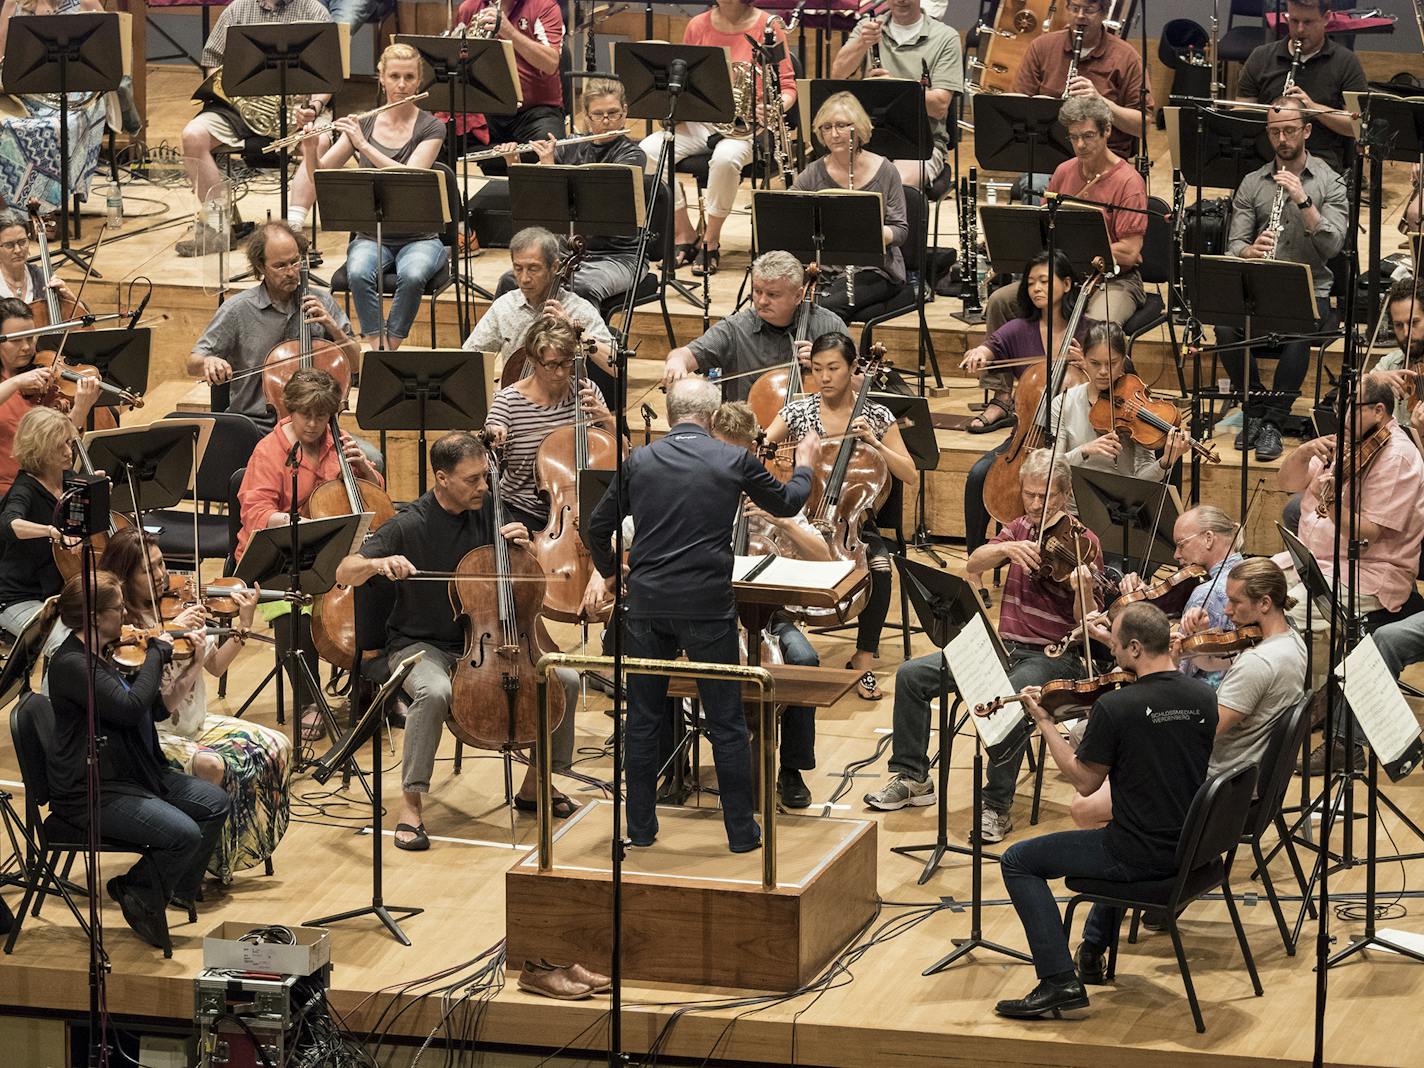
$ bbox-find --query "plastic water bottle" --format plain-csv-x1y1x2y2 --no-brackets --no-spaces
105,181,123,227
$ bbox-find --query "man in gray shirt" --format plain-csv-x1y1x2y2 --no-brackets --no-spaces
1216,99,1347,463
661,250,848,404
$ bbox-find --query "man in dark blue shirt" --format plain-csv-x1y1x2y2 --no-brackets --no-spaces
586,378,820,852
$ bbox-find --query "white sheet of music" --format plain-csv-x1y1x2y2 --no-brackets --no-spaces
1338,636,1424,765
945,615,1021,748
732,556,854,588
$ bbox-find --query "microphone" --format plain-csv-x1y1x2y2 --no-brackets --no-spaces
287,437,302,469
126,289,152,331
921,59,931,88
640,403,657,423
667,58,688,95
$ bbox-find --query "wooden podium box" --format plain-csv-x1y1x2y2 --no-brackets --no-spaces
505,800,877,991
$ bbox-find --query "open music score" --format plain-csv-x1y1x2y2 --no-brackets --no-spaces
733,555,854,589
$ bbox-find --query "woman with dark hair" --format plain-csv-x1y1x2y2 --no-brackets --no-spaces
762,332,915,700
99,529,290,883
46,571,230,950
960,251,1084,434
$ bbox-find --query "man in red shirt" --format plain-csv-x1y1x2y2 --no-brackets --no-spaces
864,448,1101,844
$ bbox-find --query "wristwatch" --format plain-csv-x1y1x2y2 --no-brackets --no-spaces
1297,194,1313,211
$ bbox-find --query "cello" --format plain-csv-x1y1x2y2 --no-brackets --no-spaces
261,264,351,422
747,263,819,429
449,442,565,752
304,414,396,667
982,260,1105,525
499,237,586,389
529,339,620,623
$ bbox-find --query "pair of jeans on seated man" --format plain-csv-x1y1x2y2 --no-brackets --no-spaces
867,641,1091,841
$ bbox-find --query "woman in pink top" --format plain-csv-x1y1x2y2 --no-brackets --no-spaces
638,0,796,275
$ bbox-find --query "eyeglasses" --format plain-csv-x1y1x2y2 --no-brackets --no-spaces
817,121,856,136
0,240,27,252
587,108,625,121
1065,3,1102,15
269,257,302,272
1175,529,1210,550
1067,130,1103,144
1267,125,1306,139
533,357,575,371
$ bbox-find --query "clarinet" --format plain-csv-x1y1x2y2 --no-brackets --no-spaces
1282,37,1304,96
962,168,983,313
1063,27,1084,100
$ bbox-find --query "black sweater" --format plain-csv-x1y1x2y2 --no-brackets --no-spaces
0,471,61,609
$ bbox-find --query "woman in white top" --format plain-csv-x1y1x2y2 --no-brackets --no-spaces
0,207,76,305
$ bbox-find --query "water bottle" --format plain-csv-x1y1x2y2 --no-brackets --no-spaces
106,181,123,227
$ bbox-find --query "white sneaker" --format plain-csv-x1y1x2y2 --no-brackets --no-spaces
978,806,1014,844
863,773,936,811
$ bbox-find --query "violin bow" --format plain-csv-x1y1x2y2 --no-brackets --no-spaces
1191,477,1266,619
50,224,107,371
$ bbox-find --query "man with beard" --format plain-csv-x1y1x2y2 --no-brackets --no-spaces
1371,276,1424,435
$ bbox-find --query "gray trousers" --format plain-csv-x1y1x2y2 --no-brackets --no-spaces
1374,611,1424,677
571,256,644,306
0,599,64,657
394,642,578,794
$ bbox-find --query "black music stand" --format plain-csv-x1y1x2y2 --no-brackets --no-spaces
355,349,490,496
873,390,942,566
971,94,1073,189
616,41,736,310
81,420,212,522
234,513,368,760
1168,103,1270,192
224,22,346,221
3,12,125,269
307,648,424,946
1070,467,1184,576
752,188,884,275
313,168,448,351
508,162,646,240
36,328,150,411
801,78,933,165
393,34,521,171
1185,256,1318,523
979,203,1114,279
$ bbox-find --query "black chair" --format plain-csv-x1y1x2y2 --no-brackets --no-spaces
1218,0,1271,67
1122,195,1176,357
151,412,264,570
1241,690,1317,955
330,163,465,347
5,693,194,958
858,186,943,388
1062,761,1263,1034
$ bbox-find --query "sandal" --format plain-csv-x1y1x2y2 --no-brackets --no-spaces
691,247,720,276
394,822,429,851
300,706,326,742
673,240,702,269
513,794,580,820
967,399,1015,434
848,664,884,701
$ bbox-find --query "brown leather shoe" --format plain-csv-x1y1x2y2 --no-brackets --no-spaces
539,958,611,993
517,960,594,1000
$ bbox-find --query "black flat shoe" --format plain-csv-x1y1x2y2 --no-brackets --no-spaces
778,768,812,809
994,976,1090,1020
107,876,169,950
1075,942,1108,985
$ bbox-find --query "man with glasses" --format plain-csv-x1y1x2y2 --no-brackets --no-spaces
1217,100,1346,462
1237,0,1365,173
1012,0,1152,162
829,0,963,189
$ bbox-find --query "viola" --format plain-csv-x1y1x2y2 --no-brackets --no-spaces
1088,372,1220,465
262,264,351,422
448,443,566,752
747,262,820,431
1178,623,1263,659
1314,420,1391,520
304,416,396,667
982,261,1104,525
1045,563,1209,658
530,339,621,623
499,236,587,389
972,670,1137,722
1035,511,1099,585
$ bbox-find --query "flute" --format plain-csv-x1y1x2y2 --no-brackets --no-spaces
266,92,432,152
459,128,630,163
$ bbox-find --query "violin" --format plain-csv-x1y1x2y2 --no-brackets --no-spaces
109,622,273,673
1178,623,1263,659
747,262,820,430
1314,420,1391,520
1035,512,1099,585
448,443,565,751
972,670,1136,723
1045,563,1208,658
499,237,587,389
199,577,289,620
529,338,621,623
304,415,396,667
262,263,351,422
1088,373,1220,465
982,260,1104,525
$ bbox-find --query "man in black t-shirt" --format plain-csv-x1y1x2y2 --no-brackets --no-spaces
334,431,579,851
995,602,1217,1021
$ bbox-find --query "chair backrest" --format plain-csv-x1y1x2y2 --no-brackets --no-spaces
1246,689,1315,836
1175,761,1260,875
353,578,398,659
225,466,246,573
162,411,264,504
901,185,929,277
1140,195,1175,286
11,691,56,812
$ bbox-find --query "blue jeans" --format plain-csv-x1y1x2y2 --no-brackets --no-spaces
320,0,380,27
86,770,230,910
625,615,758,850
1001,827,1165,979
770,619,817,770
345,237,448,342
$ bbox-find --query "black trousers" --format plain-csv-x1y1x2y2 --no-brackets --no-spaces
1215,310,1337,425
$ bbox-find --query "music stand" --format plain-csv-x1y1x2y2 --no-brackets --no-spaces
1346,92,1424,164
752,189,884,275
81,419,212,521
356,348,490,496
1166,104,1270,192
979,204,1114,278
800,77,933,164
223,21,348,220
394,34,520,172
1186,256,1319,522
971,94,1072,186
313,168,449,351
2,12,128,269
1070,467,1184,576
36,328,150,411
874,390,942,566
615,41,736,310
508,162,646,240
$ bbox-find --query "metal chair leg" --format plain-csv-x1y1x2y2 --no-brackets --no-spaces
1166,919,1205,1034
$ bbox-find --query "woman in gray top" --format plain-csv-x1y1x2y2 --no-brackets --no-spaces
792,92,909,325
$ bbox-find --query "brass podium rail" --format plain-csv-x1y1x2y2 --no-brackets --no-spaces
535,653,779,890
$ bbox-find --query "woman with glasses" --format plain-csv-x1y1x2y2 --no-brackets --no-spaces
0,207,75,304
0,405,76,642
792,92,908,325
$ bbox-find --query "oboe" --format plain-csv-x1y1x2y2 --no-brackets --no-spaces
1264,163,1288,261
1063,26,1084,99
848,132,857,309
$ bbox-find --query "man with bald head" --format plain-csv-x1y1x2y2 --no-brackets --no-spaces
586,379,820,853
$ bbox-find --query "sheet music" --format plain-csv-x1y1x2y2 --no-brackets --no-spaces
1337,636,1424,765
945,616,1021,748
732,555,854,588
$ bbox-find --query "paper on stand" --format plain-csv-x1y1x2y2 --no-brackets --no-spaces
945,615,1021,749
1337,636,1423,766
